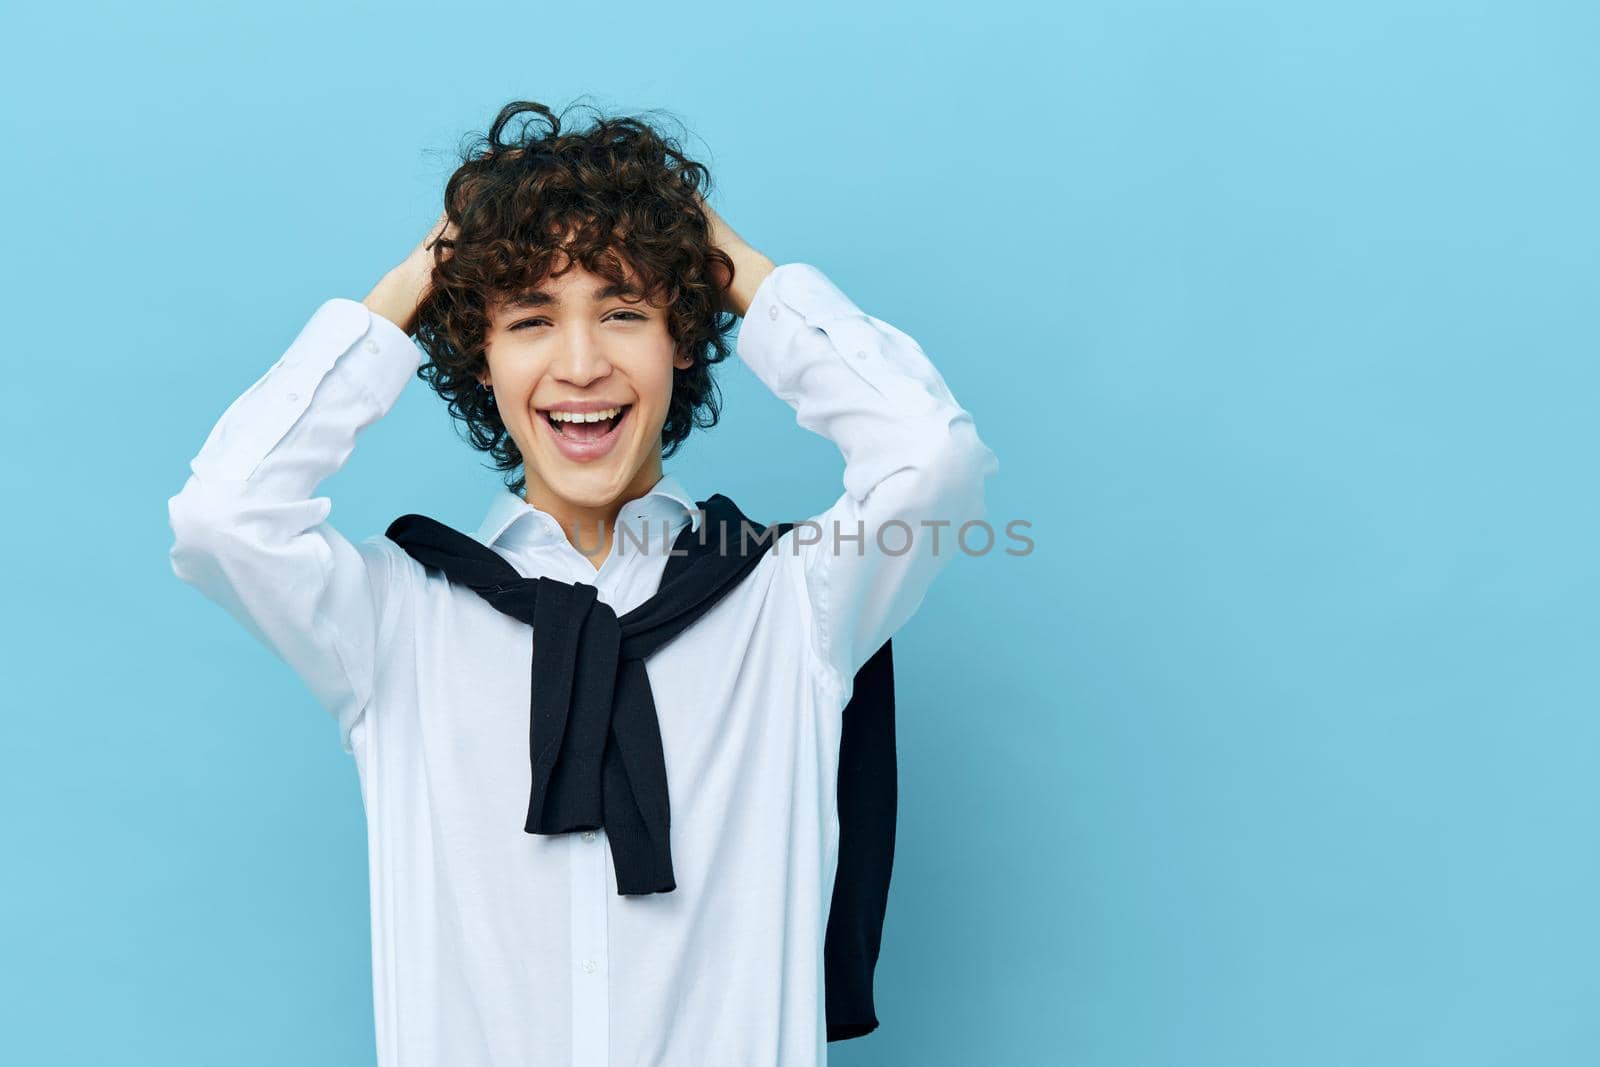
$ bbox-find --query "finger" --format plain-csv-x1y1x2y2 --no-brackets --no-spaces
424,210,456,252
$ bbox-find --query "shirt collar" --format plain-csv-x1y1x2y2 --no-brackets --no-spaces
474,471,702,548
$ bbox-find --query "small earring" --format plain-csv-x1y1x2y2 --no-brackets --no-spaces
481,382,496,406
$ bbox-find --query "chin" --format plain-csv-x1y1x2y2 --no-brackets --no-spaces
529,452,649,505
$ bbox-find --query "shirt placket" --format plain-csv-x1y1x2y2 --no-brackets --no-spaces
570,564,617,1067
570,823,610,1065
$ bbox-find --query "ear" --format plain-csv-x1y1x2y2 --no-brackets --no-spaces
673,351,695,372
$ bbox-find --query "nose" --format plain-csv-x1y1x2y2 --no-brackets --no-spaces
549,327,614,388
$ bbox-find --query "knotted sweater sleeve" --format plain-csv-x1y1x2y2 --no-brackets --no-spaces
165,298,422,755
734,263,1000,687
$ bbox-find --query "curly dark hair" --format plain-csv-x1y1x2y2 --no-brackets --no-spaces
412,99,739,497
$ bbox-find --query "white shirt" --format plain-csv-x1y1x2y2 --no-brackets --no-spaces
167,262,998,1066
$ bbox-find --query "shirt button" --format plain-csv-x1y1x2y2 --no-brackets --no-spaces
364,338,379,353
767,304,778,321
581,959,597,974
580,830,597,842
287,392,299,402
855,350,867,359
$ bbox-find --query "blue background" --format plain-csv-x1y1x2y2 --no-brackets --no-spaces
4,1,1597,1064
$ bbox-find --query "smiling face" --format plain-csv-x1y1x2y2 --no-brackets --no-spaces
477,258,695,527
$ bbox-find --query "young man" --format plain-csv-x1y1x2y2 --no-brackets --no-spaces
167,103,998,1066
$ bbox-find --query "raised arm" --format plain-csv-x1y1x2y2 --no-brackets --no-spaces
165,214,451,754
701,199,1000,686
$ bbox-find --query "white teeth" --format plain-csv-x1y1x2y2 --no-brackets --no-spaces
547,406,623,423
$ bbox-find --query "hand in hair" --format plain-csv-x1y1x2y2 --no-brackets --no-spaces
363,209,460,336
694,192,775,320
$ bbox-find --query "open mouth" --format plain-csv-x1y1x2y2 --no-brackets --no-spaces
540,404,633,443
544,406,630,441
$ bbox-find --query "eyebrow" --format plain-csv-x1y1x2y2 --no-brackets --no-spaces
499,282,642,312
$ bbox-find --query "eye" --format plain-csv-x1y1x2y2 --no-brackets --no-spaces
508,310,648,331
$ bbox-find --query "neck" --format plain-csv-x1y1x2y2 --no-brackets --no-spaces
521,459,665,572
